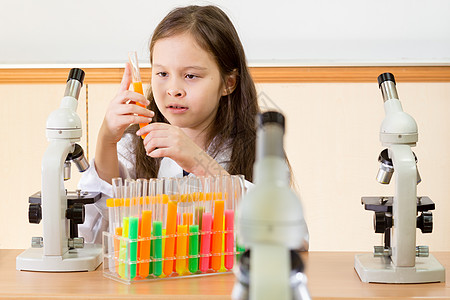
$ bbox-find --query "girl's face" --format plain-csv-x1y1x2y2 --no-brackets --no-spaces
151,33,225,133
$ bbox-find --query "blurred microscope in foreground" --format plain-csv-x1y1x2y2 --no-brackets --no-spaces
354,73,445,283
233,111,311,300
16,69,102,272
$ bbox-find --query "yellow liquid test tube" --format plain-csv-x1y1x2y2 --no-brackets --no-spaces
176,224,188,275
128,51,148,138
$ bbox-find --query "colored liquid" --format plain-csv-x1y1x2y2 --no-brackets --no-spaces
163,200,177,276
152,221,163,276
132,81,148,138
199,212,212,272
176,225,188,275
211,200,224,271
118,217,129,278
114,227,122,274
129,217,139,280
224,210,234,270
138,210,152,278
188,225,199,273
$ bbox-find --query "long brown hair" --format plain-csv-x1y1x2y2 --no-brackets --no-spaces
131,5,259,181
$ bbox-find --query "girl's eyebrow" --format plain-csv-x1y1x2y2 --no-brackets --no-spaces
152,63,207,71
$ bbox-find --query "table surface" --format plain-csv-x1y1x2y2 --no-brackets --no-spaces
2,249,450,299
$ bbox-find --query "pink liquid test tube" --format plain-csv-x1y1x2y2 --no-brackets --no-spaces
199,176,213,272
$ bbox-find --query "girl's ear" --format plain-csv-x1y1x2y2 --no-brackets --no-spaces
222,69,238,96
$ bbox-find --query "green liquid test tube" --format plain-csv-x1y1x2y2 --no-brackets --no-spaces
149,230,154,275
129,217,139,280
188,225,199,273
153,221,163,276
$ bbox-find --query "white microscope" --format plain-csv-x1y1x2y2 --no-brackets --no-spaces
233,111,311,300
16,69,103,272
354,73,445,283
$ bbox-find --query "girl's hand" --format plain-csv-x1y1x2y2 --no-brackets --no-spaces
99,63,154,144
137,123,228,176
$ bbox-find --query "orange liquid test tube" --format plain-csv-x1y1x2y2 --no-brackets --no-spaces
138,178,151,278
128,51,148,138
163,199,178,275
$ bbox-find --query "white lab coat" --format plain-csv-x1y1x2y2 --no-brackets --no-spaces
78,133,309,250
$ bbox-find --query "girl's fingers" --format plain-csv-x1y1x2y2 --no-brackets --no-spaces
147,148,166,158
114,103,154,117
144,137,170,154
118,63,132,92
122,115,153,127
138,124,167,138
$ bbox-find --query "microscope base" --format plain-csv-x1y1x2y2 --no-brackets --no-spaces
16,243,102,272
354,253,445,283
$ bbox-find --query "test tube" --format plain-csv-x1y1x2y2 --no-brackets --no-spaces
225,175,245,270
152,179,164,276
175,177,193,275
163,178,179,276
235,175,246,262
199,176,213,272
118,179,132,279
127,180,139,280
128,51,148,138
211,175,225,271
187,177,200,274
110,178,124,274
137,179,152,278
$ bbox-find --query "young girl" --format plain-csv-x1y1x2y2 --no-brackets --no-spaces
78,5,308,249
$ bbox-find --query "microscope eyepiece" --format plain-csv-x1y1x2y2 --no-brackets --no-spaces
67,68,85,86
378,72,398,102
64,68,85,99
377,72,396,88
259,111,285,130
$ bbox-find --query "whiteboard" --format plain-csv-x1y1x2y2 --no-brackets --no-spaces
1,0,449,67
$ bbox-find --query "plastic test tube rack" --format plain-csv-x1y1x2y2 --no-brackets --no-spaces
103,174,246,283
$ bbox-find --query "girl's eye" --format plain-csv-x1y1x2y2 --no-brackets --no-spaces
156,72,168,77
185,74,198,79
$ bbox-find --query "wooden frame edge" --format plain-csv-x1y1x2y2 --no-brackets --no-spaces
0,66,449,84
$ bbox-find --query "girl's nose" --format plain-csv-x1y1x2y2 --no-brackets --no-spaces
167,88,186,97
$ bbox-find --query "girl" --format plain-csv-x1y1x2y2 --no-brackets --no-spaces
78,5,259,243
79,5,308,249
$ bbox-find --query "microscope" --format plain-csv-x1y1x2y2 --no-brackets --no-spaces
233,111,311,300
354,73,445,283
16,69,103,272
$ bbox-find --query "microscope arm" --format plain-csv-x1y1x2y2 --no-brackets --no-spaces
41,139,72,256
389,144,417,267
250,243,291,300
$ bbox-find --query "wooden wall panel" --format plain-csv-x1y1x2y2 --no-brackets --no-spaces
0,66,449,84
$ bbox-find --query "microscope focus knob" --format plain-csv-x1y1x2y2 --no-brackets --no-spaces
373,212,392,233
417,211,433,233
66,203,85,224
28,203,42,224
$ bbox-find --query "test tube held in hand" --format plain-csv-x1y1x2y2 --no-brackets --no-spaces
128,51,148,138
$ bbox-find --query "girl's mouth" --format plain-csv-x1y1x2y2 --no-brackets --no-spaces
167,104,189,113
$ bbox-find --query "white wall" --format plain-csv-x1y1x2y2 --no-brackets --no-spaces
0,0,449,67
